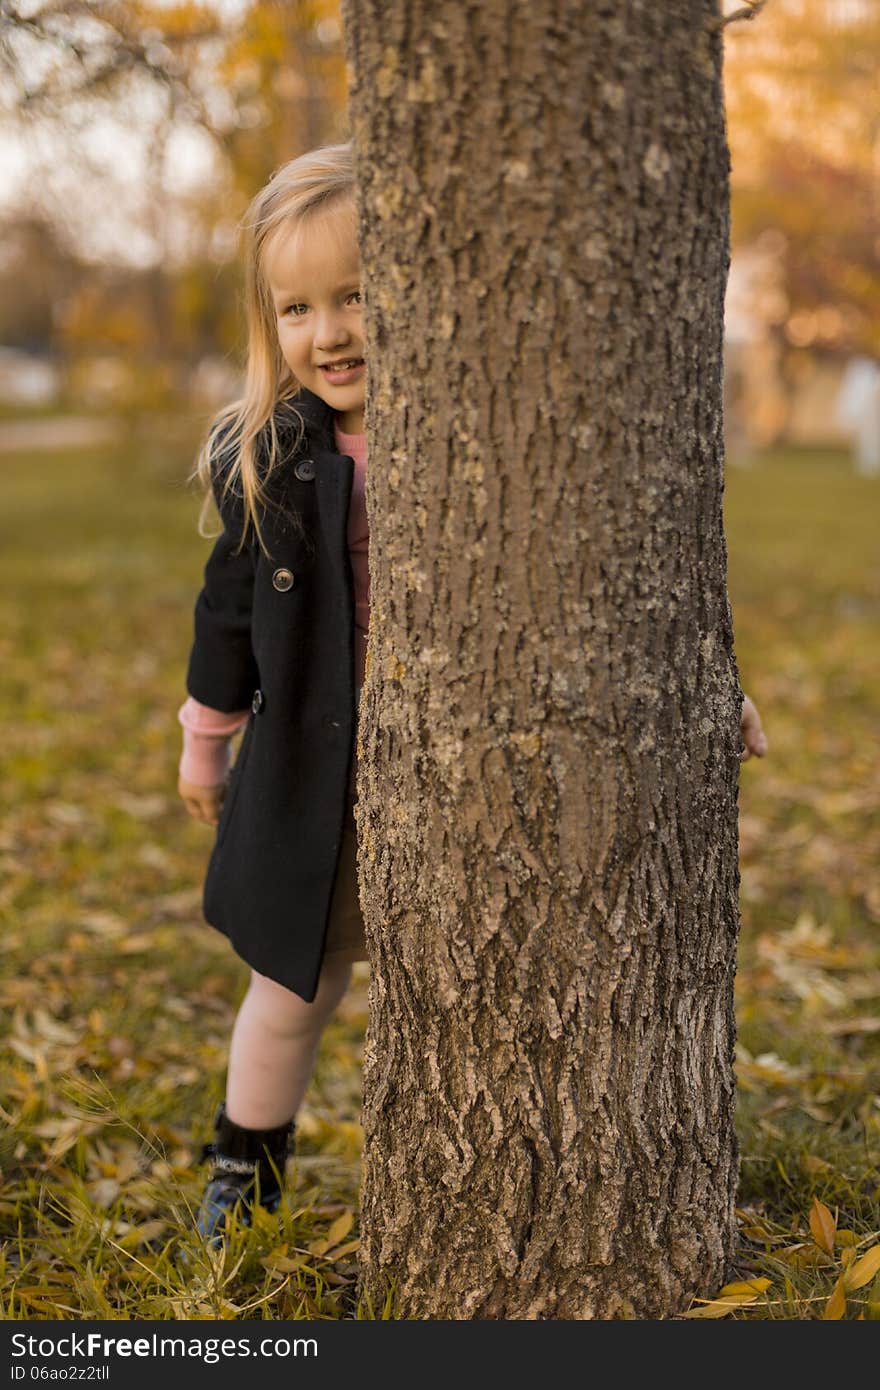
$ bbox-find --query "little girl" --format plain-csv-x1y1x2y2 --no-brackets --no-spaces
178,144,370,1242
178,142,769,1245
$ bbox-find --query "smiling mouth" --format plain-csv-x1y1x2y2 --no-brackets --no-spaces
319,358,364,371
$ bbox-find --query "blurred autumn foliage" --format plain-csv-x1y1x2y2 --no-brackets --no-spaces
0,0,876,419
0,0,349,405
725,0,880,356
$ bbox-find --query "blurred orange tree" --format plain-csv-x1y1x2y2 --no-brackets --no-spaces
724,0,880,354
0,0,349,392
2,2,876,394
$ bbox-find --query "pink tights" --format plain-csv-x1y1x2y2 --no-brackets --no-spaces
225,955,354,1130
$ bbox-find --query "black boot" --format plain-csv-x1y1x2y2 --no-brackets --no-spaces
195,1102,295,1247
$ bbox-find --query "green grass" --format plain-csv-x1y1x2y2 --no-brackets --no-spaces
0,430,877,1319
718,447,880,1319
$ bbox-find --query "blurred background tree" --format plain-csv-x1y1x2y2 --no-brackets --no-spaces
0,0,876,453
0,0,348,409
726,0,878,356
723,0,880,456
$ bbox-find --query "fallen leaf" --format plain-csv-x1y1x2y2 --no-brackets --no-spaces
810,1197,837,1257
717,1278,772,1297
843,1245,880,1292
684,1294,758,1319
823,1276,847,1319
325,1210,354,1248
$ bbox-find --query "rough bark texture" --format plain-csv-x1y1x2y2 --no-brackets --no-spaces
342,0,741,1319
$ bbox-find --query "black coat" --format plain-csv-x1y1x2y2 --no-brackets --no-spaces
186,388,359,1002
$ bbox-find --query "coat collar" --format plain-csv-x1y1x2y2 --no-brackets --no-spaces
276,387,337,456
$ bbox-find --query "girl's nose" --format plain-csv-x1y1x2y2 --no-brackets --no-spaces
314,311,349,351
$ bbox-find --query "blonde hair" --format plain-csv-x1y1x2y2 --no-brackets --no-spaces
196,143,357,553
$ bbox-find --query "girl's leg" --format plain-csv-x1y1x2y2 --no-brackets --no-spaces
224,954,354,1130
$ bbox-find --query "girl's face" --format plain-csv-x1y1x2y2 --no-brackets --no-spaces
264,203,365,433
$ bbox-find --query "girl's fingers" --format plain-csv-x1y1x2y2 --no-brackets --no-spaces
740,695,768,759
742,721,768,757
740,732,768,761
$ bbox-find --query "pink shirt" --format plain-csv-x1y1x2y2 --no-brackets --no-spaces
179,420,368,787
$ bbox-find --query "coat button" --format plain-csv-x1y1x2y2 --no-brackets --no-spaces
251,689,264,714
272,567,295,592
295,458,316,482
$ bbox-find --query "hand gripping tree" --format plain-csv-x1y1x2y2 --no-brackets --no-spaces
343,0,741,1319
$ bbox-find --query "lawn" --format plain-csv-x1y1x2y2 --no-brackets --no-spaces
1,426,877,1319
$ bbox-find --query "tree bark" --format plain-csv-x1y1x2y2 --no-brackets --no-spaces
343,0,742,1319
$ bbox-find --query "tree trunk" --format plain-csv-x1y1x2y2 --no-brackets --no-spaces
342,0,742,1319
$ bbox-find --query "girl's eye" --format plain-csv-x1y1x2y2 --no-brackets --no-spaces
286,303,308,318
348,290,362,306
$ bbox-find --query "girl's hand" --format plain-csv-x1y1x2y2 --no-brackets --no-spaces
740,694,769,762
178,774,227,826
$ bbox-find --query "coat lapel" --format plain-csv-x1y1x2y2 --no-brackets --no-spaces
283,388,354,587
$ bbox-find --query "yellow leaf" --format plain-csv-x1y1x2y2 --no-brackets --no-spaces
684,1295,757,1319
823,1276,847,1320
326,1210,354,1248
32,1007,81,1045
717,1278,772,1297
836,1229,860,1247
116,1220,168,1249
810,1196,837,1256
327,1237,360,1261
843,1245,880,1292
778,1242,824,1268
801,1155,834,1176
740,1224,772,1242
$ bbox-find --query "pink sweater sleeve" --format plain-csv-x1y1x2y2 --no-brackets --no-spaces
178,697,249,788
